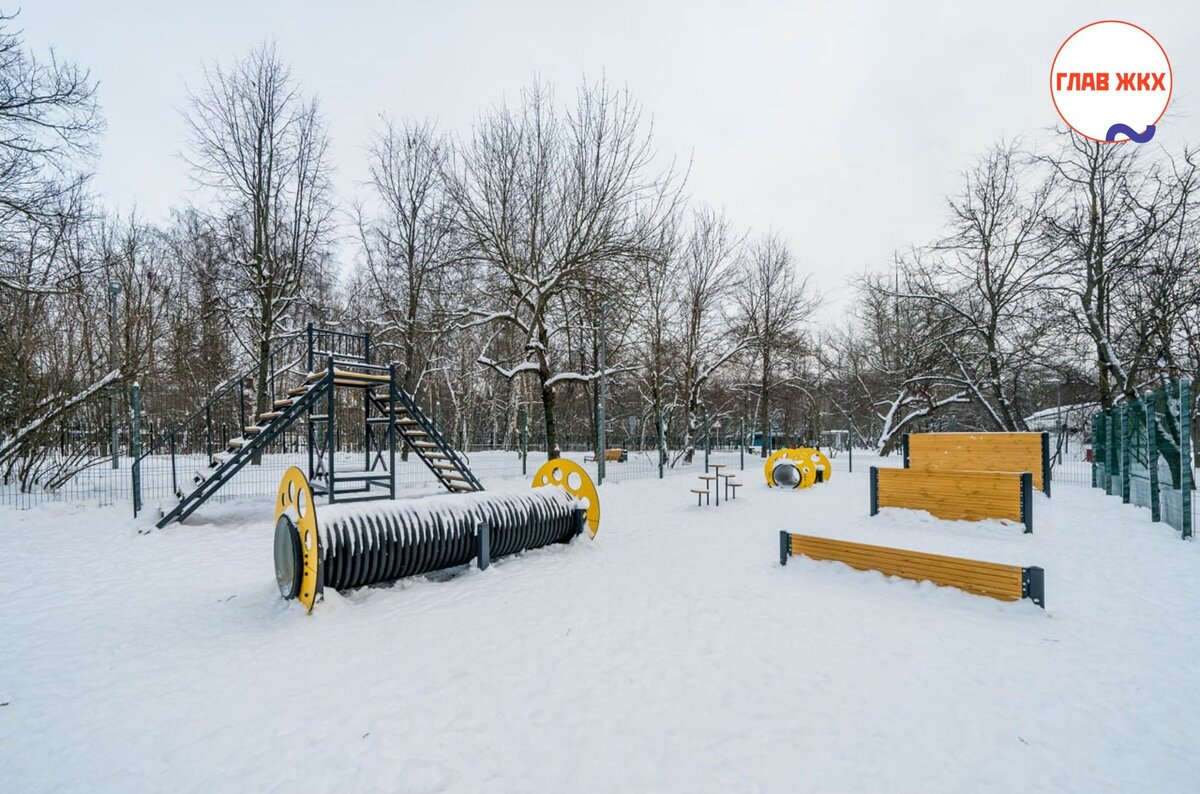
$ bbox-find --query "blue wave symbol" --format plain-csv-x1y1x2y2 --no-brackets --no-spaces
1105,123,1156,143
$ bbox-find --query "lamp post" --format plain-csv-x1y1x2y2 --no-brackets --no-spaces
108,280,122,469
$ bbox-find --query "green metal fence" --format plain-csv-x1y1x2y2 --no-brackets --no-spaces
1092,380,1192,539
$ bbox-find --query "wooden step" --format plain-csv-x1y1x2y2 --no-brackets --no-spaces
401,429,428,438
259,411,283,421
244,426,262,435
445,481,476,491
412,440,438,449
229,438,246,449
273,398,295,408
332,368,390,383
395,418,419,426
287,385,311,396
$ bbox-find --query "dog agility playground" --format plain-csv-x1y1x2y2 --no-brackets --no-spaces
3,419,1200,792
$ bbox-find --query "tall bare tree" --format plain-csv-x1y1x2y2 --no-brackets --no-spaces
182,43,334,450
677,206,745,461
735,233,816,457
448,79,679,456
356,118,457,398
1041,132,1198,406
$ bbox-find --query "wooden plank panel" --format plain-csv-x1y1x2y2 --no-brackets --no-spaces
792,541,1024,587
790,534,1024,576
907,432,1045,491
795,550,1023,595
788,534,1025,600
875,468,1023,523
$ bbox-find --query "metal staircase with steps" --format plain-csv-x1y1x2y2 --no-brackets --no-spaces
148,326,482,528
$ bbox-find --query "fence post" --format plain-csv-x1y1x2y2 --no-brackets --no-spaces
169,430,178,497
131,382,142,516
1120,403,1132,504
1106,408,1118,495
739,417,745,471
703,413,710,473
1180,380,1192,540
205,403,213,465
848,421,853,474
1146,390,1160,522
658,409,665,479
519,406,528,477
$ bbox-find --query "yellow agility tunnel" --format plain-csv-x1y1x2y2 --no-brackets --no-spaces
763,447,832,488
903,431,1051,495
871,466,1033,533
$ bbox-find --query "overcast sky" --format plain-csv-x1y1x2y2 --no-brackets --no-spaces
24,1,1200,313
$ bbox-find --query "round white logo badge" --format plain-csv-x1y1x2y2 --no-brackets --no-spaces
1050,20,1172,143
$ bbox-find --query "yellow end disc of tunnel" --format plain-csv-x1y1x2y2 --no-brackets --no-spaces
532,458,600,537
276,466,321,613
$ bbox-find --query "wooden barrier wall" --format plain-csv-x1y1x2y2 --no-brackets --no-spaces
779,531,1045,607
903,432,1050,494
871,466,1033,532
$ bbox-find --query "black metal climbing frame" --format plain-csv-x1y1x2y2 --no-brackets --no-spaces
145,323,483,528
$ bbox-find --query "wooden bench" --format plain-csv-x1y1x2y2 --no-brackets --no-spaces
871,466,1033,533
586,448,628,462
904,431,1051,495
779,531,1045,608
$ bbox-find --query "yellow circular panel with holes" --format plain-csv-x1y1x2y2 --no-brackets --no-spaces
807,448,833,483
764,448,819,489
532,458,600,537
276,466,322,612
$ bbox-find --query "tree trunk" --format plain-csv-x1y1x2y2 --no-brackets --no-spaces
251,333,270,466
541,376,559,459
759,348,770,458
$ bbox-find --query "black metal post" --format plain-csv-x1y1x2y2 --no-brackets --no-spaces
477,521,491,570
779,530,790,566
169,431,178,497
327,356,336,504
1021,472,1033,533
306,322,314,373
131,382,142,516
869,467,879,516
388,363,397,500
1040,431,1051,497
739,417,745,471
1022,566,1045,609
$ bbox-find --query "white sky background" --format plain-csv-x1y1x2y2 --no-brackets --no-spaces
24,1,1200,315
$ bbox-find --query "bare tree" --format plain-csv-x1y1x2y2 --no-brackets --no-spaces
735,233,816,457
898,142,1058,430
182,43,334,452
676,206,746,462
1041,132,1198,406
448,79,679,457
0,12,101,238
356,118,458,395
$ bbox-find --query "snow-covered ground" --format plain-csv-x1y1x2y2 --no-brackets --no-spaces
2,459,1197,792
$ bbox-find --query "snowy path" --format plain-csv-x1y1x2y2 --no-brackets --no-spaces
1,464,1197,792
